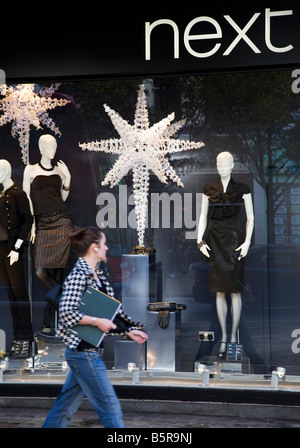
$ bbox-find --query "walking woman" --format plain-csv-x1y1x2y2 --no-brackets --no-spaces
42,226,148,428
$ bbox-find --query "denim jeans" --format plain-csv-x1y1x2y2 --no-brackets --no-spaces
42,347,125,428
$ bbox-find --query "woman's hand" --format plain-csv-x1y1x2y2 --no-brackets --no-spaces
127,330,148,344
94,318,116,333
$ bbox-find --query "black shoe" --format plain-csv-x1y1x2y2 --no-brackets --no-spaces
7,340,31,359
218,342,227,360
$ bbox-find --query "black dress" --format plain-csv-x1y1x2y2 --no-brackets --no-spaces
203,177,251,293
30,175,72,268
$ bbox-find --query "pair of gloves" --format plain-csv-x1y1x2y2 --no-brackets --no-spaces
147,302,186,329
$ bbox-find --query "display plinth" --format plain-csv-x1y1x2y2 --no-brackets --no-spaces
120,254,151,324
120,254,184,371
221,362,242,373
33,334,66,371
0,329,5,353
114,340,146,370
146,310,182,371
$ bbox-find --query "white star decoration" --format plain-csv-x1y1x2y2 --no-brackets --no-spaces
0,83,70,164
79,84,204,247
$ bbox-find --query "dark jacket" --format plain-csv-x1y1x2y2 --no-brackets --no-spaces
0,184,33,251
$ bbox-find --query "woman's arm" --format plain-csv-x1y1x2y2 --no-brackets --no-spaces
78,315,117,333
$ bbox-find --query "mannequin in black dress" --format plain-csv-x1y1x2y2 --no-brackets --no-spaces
23,134,72,332
197,152,254,358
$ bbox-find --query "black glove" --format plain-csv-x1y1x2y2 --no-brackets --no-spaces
157,310,170,329
147,302,186,329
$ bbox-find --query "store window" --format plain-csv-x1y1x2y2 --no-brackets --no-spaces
0,69,300,386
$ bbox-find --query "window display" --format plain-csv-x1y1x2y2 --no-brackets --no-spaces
0,71,299,393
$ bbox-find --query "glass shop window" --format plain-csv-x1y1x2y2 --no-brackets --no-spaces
0,69,299,387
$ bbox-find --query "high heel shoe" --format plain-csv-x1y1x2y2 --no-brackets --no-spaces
218,341,227,360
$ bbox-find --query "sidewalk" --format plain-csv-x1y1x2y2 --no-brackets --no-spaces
0,399,299,428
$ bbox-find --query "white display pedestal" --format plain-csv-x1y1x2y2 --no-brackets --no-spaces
118,254,184,371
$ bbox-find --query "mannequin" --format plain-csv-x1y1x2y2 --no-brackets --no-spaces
23,134,72,333
197,152,254,358
0,160,34,353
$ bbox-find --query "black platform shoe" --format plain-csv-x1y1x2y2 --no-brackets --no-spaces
218,342,227,360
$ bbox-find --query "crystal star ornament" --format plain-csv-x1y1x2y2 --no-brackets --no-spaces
0,83,70,164
79,84,204,247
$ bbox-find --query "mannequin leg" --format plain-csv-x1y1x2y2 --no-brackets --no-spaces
53,268,64,285
230,293,242,343
216,292,227,354
36,268,57,290
0,242,33,343
36,268,64,331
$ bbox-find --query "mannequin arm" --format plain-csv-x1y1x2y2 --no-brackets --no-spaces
56,160,71,201
197,194,211,258
235,193,254,260
22,165,36,243
8,250,19,265
7,239,23,265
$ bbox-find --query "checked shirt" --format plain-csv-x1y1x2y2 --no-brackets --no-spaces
57,257,144,349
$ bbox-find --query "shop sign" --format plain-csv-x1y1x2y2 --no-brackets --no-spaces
145,8,294,61
2,4,300,80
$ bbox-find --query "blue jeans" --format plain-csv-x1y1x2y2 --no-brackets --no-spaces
42,347,125,428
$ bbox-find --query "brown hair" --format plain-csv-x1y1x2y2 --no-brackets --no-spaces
69,226,103,257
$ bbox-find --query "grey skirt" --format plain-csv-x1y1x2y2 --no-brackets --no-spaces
34,210,72,268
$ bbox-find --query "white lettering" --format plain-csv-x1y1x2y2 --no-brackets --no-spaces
223,13,261,55
145,9,294,61
145,19,179,60
151,192,182,228
107,432,142,445
291,329,300,354
183,17,222,58
265,8,293,53
184,192,202,239
95,187,200,239
291,69,300,94
151,432,192,444
96,192,116,228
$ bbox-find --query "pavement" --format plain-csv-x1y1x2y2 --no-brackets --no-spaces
1,366,300,432
0,400,299,429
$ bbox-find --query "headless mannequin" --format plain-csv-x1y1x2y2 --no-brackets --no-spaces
197,152,254,356
0,160,34,349
0,167,23,265
23,135,71,329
